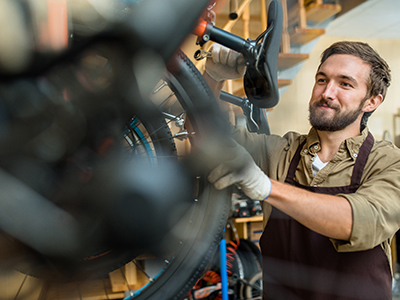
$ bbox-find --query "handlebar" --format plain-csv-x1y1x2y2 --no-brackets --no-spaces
193,0,283,109
194,20,255,57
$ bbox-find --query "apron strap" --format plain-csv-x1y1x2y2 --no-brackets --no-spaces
285,138,306,183
350,132,374,186
286,132,374,188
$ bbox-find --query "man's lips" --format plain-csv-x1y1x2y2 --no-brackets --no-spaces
316,102,339,111
318,105,334,110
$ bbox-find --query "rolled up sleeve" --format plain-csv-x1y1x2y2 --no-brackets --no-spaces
331,145,400,252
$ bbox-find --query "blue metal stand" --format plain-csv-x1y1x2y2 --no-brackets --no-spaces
220,229,229,300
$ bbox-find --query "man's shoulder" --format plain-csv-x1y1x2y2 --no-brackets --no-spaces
370,138,400,165
373,138,400,153
282,131,307,144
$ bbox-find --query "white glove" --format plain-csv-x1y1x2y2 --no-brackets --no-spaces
205,43,247,82
207,139,272,201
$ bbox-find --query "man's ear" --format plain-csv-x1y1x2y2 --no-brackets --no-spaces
363,94,383,112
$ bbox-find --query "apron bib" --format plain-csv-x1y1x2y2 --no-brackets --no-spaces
260,133,392,300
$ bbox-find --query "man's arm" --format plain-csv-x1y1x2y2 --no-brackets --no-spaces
208,137,353,242
267,179,353,241
209,158,353,241
203,71,225,100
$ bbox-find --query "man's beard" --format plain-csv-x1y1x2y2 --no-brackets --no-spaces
309,99,364,132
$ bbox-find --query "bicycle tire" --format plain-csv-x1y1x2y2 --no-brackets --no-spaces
245,271,263,299
125,50,231,300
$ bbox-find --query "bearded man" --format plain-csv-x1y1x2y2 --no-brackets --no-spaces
204,41,399,300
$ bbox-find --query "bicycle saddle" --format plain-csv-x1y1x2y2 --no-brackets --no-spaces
243,0,282,109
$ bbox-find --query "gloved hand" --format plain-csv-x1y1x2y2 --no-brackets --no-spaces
207,139,272,201
205,43,247,82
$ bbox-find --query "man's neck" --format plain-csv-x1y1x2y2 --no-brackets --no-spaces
316,127,361,163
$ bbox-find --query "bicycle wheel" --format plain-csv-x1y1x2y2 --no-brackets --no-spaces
75,49,232,300
121,50,232,300
3,48,231,300
245,271,263,300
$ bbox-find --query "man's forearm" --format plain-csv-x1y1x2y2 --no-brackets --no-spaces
266,179,353,241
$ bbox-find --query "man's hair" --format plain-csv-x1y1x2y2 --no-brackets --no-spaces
318,41,391,130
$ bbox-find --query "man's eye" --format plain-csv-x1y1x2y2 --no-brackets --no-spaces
342,82,352,87
317,78,326,83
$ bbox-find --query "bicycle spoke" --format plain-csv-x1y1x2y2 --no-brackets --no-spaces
102,279,111,300
156,91,175,108
120,268,133,294
132,260,152,283
152,81,168,94
77,282,83,300
128,111,188,144
153,80,175,109
14,274,28,300
38,282,50,300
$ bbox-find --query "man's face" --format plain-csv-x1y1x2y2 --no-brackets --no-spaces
309,54,371,132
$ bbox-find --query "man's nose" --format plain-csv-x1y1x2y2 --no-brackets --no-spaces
321,82,336,100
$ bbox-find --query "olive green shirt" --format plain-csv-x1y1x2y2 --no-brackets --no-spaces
233,126,400,269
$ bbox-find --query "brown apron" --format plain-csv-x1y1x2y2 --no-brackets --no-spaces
260,133,392,300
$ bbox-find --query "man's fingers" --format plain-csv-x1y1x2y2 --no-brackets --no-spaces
211,43,222,64
208,164,239,190
213,173,237,190
226,51,240,68
219,45,230,65
207,163,228,184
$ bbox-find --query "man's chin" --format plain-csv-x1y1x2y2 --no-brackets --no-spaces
309,115,336,131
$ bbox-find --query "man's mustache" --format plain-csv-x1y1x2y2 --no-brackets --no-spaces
312,98,339,111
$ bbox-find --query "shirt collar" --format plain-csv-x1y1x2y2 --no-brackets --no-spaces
305,127,321,155
304,127,370,158
345,127,369,160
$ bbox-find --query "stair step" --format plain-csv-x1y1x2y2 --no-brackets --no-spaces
278,79,293,88
306,3,342,26
288,1,341,28
278,53,309,70
289,27,326,45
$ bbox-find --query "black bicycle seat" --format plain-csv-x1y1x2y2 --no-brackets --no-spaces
243,0,282,109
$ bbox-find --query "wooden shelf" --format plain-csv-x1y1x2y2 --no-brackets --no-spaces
278,52,310,70
231,216,264,246
41,279,125,300
234,215,263,223
289,27,326,45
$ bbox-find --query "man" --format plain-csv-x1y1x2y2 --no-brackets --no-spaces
204,41,400,299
